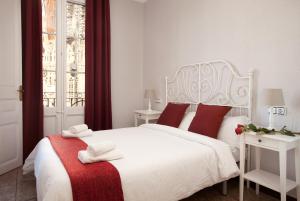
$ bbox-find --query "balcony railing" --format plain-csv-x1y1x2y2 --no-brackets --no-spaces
68,97,85,107
43,92,85,107
43,97,56,107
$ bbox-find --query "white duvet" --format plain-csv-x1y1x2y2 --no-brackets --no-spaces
23,124,239,201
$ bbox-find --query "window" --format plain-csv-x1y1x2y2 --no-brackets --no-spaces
42,0,86,108
42,0,57,107
66,2,85,107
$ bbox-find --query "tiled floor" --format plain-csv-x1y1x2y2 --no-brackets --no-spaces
0,167,280,201
0,168,36,201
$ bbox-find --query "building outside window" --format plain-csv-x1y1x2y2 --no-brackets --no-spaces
42,0,85,108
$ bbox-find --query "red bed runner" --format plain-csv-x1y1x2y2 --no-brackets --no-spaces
48,135,124,201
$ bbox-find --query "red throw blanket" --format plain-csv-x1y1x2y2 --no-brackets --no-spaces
48,135,124,201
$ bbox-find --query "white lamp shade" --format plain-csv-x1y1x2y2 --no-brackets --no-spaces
262,88,285,106
144,89,156,99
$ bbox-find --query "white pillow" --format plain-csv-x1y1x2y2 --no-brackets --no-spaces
178,112,196,130
217,116,250,156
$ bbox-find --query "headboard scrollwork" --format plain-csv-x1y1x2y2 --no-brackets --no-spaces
165,60,253,120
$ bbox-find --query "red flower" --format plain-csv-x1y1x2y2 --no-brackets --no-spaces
235,127,244,135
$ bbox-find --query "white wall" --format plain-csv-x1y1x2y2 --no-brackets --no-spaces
111,0,144,128
143,0,300,196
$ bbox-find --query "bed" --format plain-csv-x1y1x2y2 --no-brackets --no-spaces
23,60,254,201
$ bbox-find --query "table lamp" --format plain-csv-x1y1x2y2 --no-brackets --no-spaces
262,88,285,129
144,89,156,111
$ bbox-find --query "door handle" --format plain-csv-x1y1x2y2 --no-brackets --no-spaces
17,85,24,101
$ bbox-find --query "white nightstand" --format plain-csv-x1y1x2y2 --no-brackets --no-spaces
240,131,300,201
134,110,161,127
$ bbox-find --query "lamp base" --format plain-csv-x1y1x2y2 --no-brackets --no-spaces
268,107,274,130
147,98,152,112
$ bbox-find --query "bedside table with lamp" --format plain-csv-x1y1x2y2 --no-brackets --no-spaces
134,89,162,127
239,88,300,201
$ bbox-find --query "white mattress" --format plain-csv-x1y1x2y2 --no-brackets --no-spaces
24,124,239,201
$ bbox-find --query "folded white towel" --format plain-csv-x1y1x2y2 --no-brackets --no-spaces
62,129,93,138
87,141,116,157
69,124,88,134
78,149,123,164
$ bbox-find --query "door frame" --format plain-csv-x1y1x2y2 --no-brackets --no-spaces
15,0,23,167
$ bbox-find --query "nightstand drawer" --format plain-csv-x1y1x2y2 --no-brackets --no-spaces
244,134,279,150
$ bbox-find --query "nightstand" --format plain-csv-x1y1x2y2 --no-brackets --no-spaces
134,110,161,127
240,131,300,201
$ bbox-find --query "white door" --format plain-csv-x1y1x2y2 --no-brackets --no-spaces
43,0,86,136
0,0,23,175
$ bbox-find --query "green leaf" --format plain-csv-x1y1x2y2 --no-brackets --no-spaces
279,126,295,136
260,128,271,133
248,124,257,132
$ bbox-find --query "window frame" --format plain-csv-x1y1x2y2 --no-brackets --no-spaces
62,0,86,130
65,1,86,108
61,0,86,110
42,0,57,108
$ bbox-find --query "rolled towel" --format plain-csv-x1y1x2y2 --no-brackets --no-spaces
69,124,88,134
87,141,116,157
78,149,123,164
62,129,93,138
62,130,74,138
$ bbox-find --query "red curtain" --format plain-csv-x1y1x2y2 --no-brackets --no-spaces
21,0,44,160
85,0,112,131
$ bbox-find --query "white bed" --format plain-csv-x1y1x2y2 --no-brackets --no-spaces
24,60,254,201
25,124,239,201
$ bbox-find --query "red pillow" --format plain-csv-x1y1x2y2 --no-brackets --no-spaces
157,103,190,128
188,103,231,138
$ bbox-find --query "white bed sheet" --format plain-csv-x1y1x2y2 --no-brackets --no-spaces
24,124,239,201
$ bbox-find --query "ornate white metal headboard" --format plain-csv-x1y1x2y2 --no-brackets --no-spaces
165,60,254,120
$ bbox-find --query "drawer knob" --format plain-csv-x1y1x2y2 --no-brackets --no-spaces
258,139,262,143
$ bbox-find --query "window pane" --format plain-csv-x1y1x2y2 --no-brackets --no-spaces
42,0,56,34
67,3,85,39
42,0,56,108
66,72,85,107
66,39,85,71
66,2,85,107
